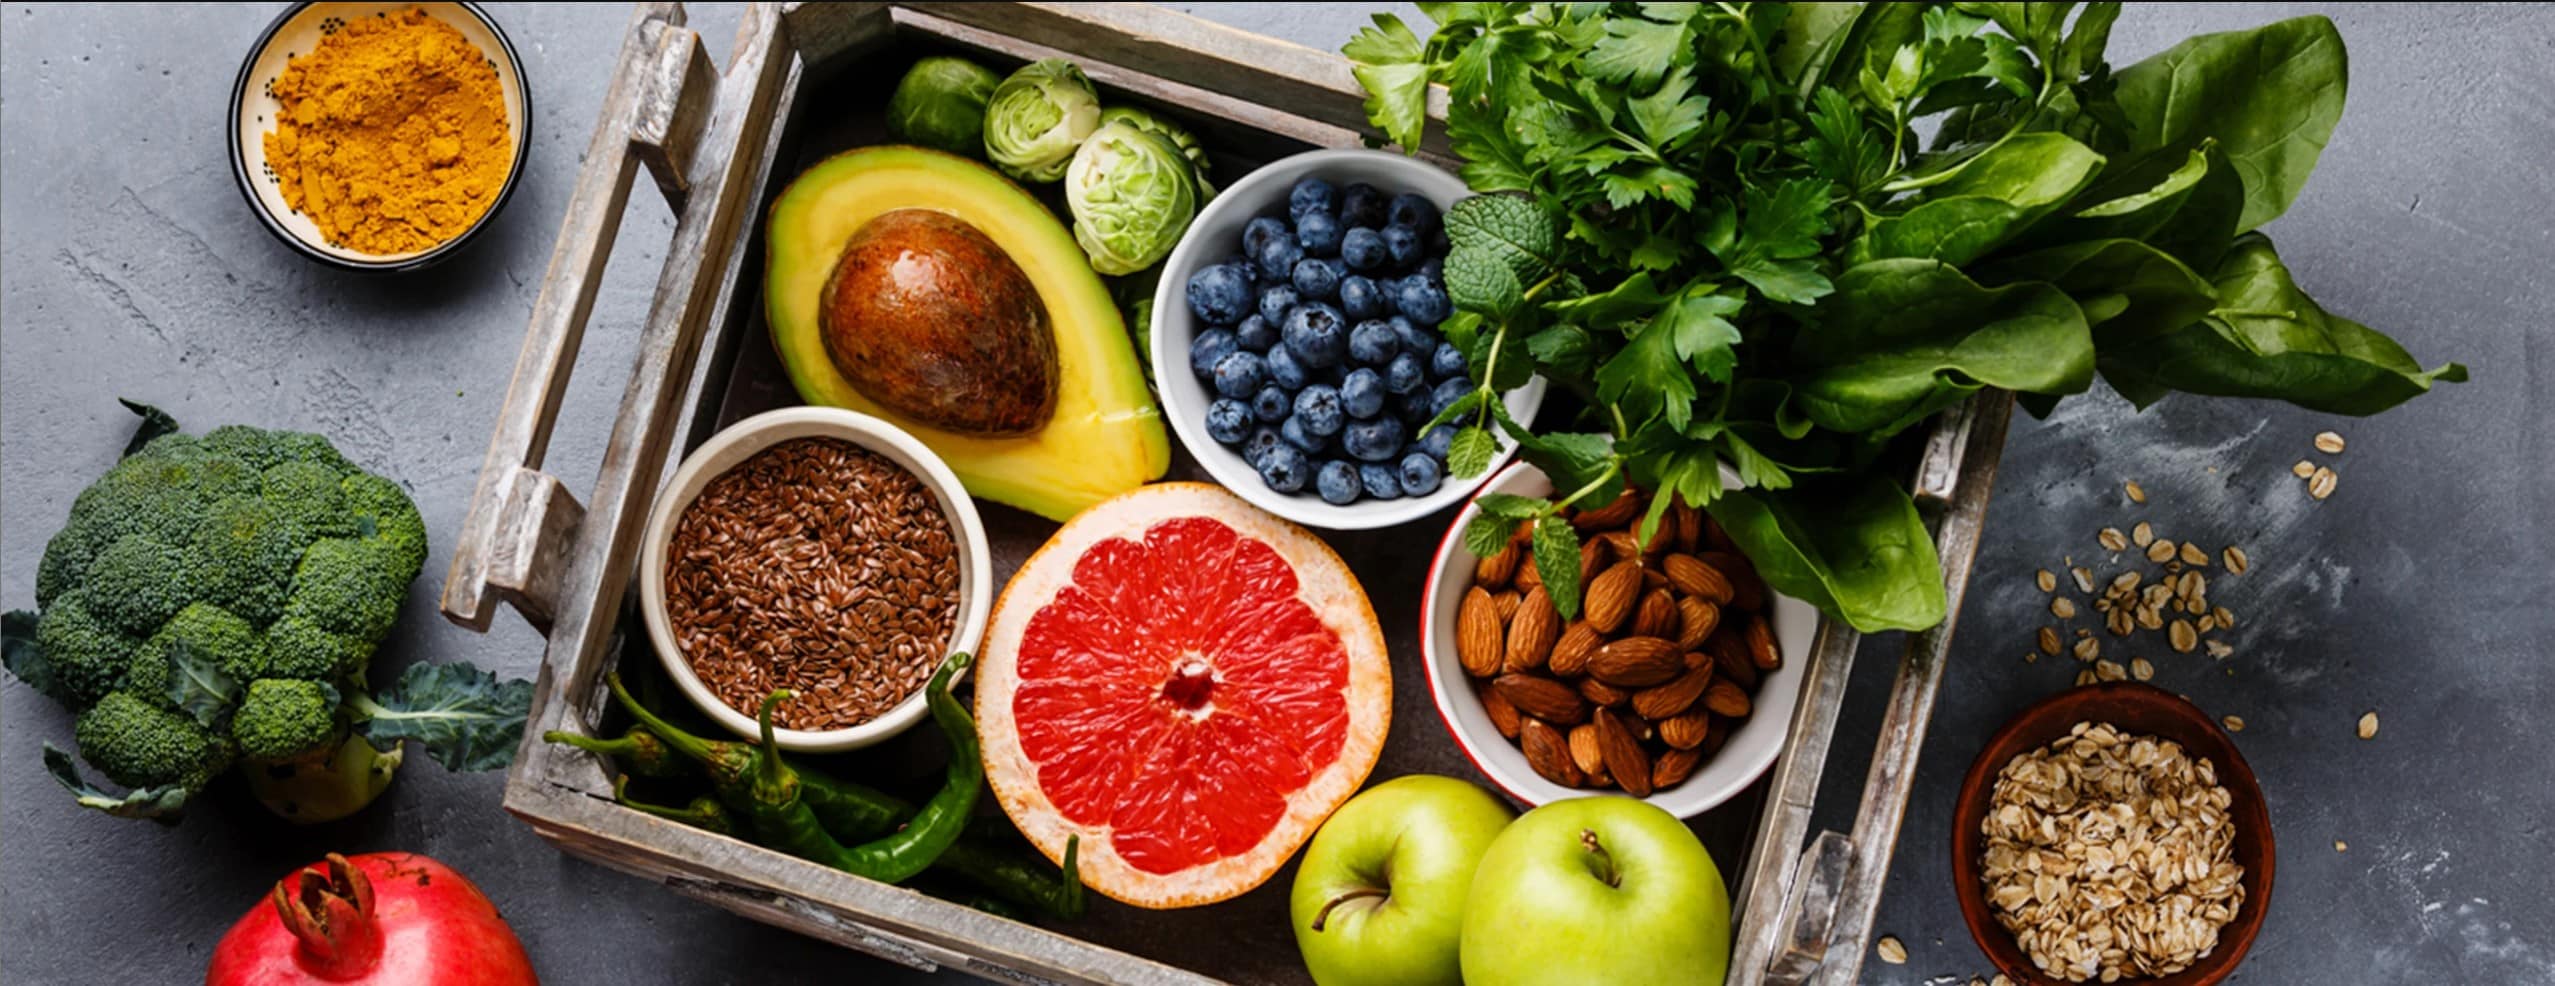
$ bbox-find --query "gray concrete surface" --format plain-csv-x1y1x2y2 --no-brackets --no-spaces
2,3,2547,984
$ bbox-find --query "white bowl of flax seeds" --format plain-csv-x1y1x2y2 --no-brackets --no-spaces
638,406,992,752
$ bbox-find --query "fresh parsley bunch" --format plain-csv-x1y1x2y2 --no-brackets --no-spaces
1349,2,2463,632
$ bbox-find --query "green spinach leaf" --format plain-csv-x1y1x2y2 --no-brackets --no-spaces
1707,476,1946,632
1792,260,2094,436
2111,15,2347,233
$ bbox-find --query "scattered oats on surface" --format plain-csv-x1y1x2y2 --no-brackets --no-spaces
2358,711,2379,740
2180,542,2209,567
2074,637,2100,662
2095,659,2127,682
2038,569,2058,593
2206,640,2234,659
2075,669,2099,687
2213,605,2235,629
2292,459,2318,478
2222,715,2245,732
2146,539,2177,563
2051,597,2077,620
2309,466,2338,500
2131,657,2155,681
2335,840,2348,852
2099,527,2129,552
2132,521,2155,548
2039,626,2063,656
2071,566,2095,594
2169,619,2200,653
1877,935,1908,964
2125,480,2147,503
2222,546,2249,575
2315,430,2346,455
1992,977,2016,986
2197,614,2217,633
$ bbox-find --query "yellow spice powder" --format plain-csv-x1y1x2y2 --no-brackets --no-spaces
263,8,512,255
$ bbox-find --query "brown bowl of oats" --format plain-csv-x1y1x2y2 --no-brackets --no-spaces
637,407,992,753
1952,682,2274,986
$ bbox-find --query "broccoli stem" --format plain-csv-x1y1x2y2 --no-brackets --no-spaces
243,732,402,824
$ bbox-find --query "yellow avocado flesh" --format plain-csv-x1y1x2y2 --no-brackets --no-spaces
765,145,1168,520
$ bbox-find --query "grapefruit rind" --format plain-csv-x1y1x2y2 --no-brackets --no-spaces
977,483,1390,909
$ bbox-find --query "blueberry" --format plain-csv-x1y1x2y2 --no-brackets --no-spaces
1397,388,1435,423
1340,227,1389,271
1243,426,1284,465
1339,275,1386,321
1390,316,1440,358
1416,422,1457,460
1294,384,1345,436
1385,352,1428,395
1282,302,1348,369
1257,284,1300,327
1347,319,1399,367
1398,451,1444,495
1315,460,1362,505
1430,376,1475,416
1264,343,1309,390
1296,210,1343,257
1419,255,1444,285
1340,367,1387,419
1189,328,1240,378
1431,341,1469,380
1388,193,1440,238
1381,223,1423,269
1256,236,1304,282
1293,257,1345,301
1186,263,1252,324
1257,444,1310,493
1234,313,1278,352
1342,416,1407,462
1288,177,1336,220
1211,350,1266,399
1251,384,1292,423
1359,463,1404,500
1280,413,1326,453
1338,182,1386,227
1242,215,1290,259
1205,398,1251,444
1399,278,1452,325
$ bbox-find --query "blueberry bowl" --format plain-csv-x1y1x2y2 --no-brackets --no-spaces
1150,148,1545,530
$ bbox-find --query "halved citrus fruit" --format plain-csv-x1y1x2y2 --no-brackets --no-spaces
978,483,1390,909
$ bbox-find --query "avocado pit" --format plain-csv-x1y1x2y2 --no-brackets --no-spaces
818,208,1060,436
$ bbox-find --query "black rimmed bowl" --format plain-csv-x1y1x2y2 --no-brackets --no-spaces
229,2,529,271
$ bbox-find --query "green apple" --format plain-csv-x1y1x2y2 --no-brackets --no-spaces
1461,796,1732,986
1290,775,1516,986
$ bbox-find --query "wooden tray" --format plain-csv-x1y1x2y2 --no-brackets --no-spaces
439,5,2016,984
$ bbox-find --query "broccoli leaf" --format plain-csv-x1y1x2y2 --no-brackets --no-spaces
163,642,242,730
44,744,189,822
355,662,533,772
117,399,179,458
2,610,64,704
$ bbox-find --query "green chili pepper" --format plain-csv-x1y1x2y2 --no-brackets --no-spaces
612,774,736,836
796,651,982,884
544,726,691,778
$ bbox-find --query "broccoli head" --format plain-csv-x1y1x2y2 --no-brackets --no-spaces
82,535,194,637
264,614,369,681
285,538,408,644
33,592,141,707
233,678,341,762
188,496,305,627
125,603,271,704
74,691,235,791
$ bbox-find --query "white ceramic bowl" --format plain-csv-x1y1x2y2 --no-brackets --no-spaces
1150,148,1546,530
637,407,992,752
1419,461,1818,818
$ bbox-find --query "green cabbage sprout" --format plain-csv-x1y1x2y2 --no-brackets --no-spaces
1096,106,1213,195
1065,121,1200,276
885,56,1002,157
983,59,1101,183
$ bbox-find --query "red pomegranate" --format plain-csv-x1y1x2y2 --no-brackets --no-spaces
206,852,538,986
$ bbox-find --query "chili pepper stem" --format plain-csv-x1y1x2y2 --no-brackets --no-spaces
604,673,752,785
751,691,800,806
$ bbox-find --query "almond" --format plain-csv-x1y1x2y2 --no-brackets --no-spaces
1652,748,1702,789
1493,674,1588,725
1633,666,1713,720
1578,536,1612,582
1577,677,1630,708
1704,679,1752,718
1675,598,1720,650
1702,717,1730,754
1515,553,1543,589
1671,500,1703,553
1711,632,1759,690
1571,489,1642,530
1696,550,1764,610
1659,712,1711,750
1520,718,1581,787
1631,588,1678,639
1479,684,1522,739
1503,586,1560,672
1744,614,1780,670
1474,542,1521,589
1683,649,1710,672
1493,589,1521,625
1547,620,1603,676
1663,553,1735,604
1587,636,1683,687
1594,709,1654,797
1583,562,1643,633
1568,723,1609,779
1456,586,1504,678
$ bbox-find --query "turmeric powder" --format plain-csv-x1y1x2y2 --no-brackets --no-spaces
263,8,512,255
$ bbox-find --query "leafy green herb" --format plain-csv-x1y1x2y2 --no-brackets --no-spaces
1529,516,1584,620
353,662,536,773
44,744,188,822
1349,3,2459,632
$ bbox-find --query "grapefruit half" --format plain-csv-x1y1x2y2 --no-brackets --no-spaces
978,483,1391,909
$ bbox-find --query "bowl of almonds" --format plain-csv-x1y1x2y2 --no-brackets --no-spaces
1419,460,1816,818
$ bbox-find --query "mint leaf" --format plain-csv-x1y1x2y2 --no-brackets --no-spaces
1463,514,1521,559
2,610,63,705
1447,426,1499,478
1525,325,1598,376
1445,194,1560,285
1548,272,1672,329
1445,245,1526,316
356,662,534,773
1473,493,1546,519
1530,516,1585,620
45,744,189,822
1344,14,1430,151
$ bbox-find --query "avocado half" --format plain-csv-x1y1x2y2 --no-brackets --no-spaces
764,145,1169,521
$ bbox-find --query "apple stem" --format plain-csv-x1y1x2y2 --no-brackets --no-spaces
1580,828,1622,889
1309,889,1389,932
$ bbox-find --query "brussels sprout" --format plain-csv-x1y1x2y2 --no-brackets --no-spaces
983,59,1102,183
1065,121,1200,276
885,56,1001,156
1098,106,1210,175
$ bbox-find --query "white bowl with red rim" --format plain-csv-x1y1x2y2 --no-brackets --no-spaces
1419,460,1818,818
637,406,992,753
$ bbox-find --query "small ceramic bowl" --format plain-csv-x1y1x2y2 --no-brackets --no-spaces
1150,147,1546,531
1419,461,1818,818
229,2,529,270
637,407,993,753
1952,682,2275,986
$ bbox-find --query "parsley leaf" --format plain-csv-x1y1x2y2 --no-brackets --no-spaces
1344,13,1430,151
